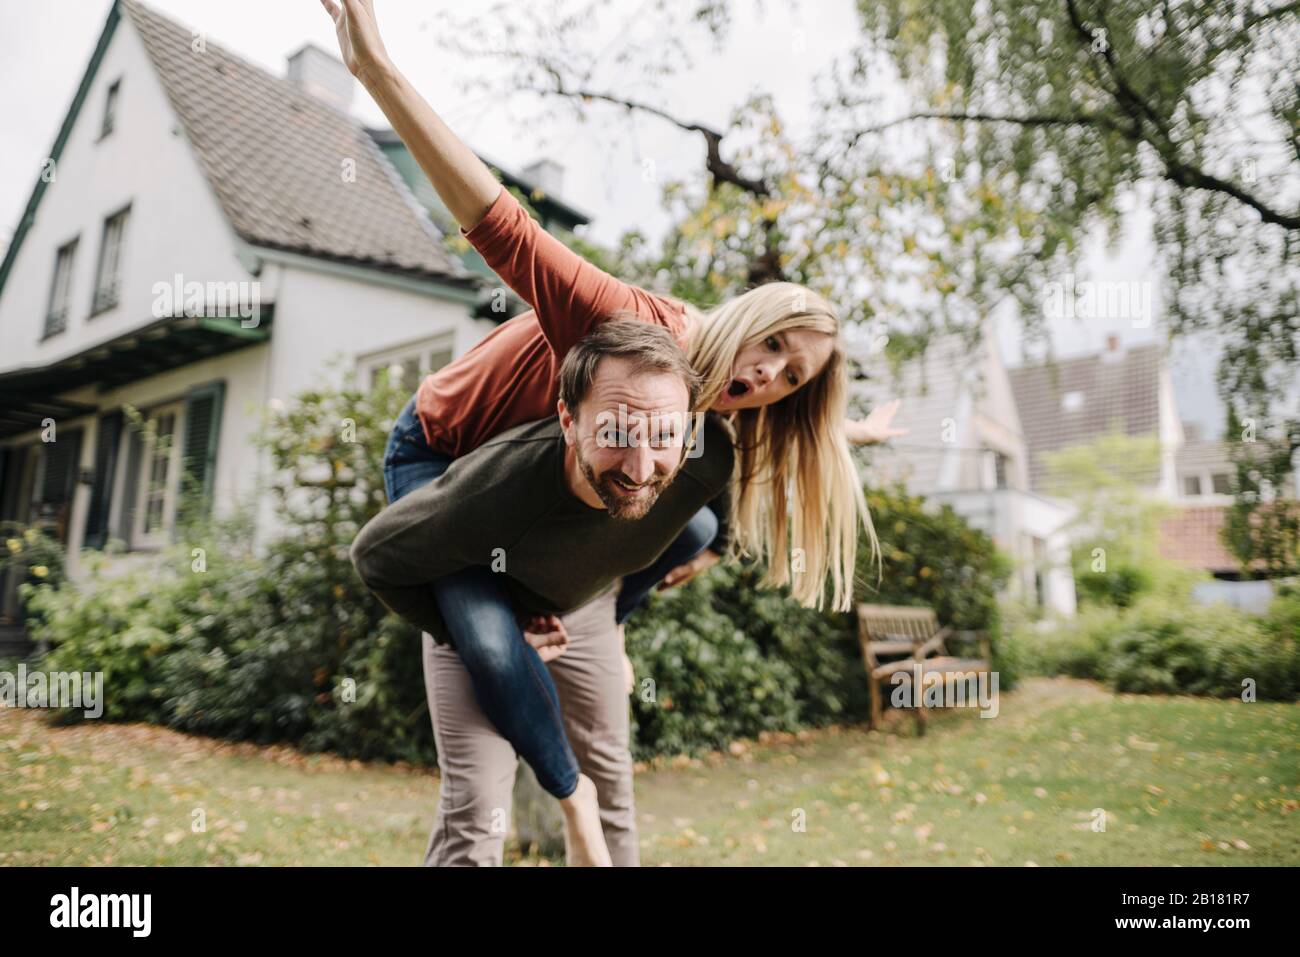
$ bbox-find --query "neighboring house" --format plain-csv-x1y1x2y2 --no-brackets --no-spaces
0,1,594,638
1007,335,1183,498
852,329,1078,615
1174,428,1235,504
1159,429,1239,576
1006,335,1287,583
1158,506,1239,577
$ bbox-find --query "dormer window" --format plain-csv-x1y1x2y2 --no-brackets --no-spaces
100,79,121,138
1062,390,1084,412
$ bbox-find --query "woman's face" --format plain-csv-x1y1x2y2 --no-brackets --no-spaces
712,328,835,411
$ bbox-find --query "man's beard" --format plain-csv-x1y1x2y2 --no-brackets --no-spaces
576,449,680,521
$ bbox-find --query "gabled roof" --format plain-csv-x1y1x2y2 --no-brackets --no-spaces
850,334,987,494
1008,343,1164,490
121,0,475,284
368,127,591,230
0,0,478,300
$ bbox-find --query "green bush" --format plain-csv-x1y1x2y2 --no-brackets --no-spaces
627,580,804,760
1005,594,1300,700
28,369,435,762
2,522,69,628
857,485,1011,631
624,485,1011,756
1075,561,1151,609
29,555,194,724
1003,605,1120,680
26,384,1021,762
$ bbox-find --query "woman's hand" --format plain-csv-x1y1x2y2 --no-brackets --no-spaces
319,0,392,84
656,549,721,592
845,398,908,445
522,614,569,663
318,0,501,230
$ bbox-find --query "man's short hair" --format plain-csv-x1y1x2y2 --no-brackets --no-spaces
558,318,701,413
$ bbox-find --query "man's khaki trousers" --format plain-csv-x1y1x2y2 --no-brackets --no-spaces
420,584,639,866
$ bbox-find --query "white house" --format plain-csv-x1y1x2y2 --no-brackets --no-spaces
0,0,530,635
851,329,1079,616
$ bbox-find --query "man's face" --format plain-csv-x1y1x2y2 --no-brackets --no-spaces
559,357,693,521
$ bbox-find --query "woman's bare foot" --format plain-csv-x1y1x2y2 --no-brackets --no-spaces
559,774,612,866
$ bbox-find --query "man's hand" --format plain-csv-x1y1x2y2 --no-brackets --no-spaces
522,614,569,663
845,398,908,445
319,0,392,84
656,549,721,591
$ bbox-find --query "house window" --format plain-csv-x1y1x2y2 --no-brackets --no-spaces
360,335,456,394
91,206,129,315
44,237,79,337
131,403,184,549
1211,472,1231,495
994,452,1009,489
101,79,120,138
1183,474,1202,496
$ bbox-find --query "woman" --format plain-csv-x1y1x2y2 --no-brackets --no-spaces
322,0,906,865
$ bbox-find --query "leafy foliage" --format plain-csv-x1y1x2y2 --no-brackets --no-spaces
1222,410,1300,577
1005,592,1300,700
28,369,435,762
1042,430,1204,608
856,484,1012,631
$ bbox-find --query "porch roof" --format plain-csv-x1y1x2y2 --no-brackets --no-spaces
0,311,272,439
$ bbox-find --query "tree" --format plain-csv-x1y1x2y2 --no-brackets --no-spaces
1041,431,1198,606
434,0,1297,411
1222,410,1300,577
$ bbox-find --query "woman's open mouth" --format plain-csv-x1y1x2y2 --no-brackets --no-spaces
726,378,750,398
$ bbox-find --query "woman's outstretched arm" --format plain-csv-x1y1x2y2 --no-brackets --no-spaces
319,0,501,230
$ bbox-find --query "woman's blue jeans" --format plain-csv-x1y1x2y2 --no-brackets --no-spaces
381,396,716,799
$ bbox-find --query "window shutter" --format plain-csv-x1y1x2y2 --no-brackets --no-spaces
37,429,83,506
33,429,83,541
116,426,144,544
83,411,123,549
180,381,225,522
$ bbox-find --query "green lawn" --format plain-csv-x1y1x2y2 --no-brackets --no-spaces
2,677,1296,866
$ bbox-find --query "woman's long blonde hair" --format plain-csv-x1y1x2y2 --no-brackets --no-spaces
682,282,879,612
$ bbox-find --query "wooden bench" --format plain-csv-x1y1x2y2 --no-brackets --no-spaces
856,603,992,735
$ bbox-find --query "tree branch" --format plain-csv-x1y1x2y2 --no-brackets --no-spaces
530,83,772,198
1064,0,1300,230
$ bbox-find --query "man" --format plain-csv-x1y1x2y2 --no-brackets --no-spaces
350,321,734,865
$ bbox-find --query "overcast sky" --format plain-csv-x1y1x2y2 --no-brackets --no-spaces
0,0,1223,433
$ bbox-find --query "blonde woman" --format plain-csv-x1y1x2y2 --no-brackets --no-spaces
322,0,905,864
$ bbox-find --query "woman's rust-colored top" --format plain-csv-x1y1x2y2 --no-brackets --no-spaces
415,184,690,457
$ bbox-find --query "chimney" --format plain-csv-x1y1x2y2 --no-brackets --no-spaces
522,158,565,198
1101,332,1126,363
286,43,354,112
